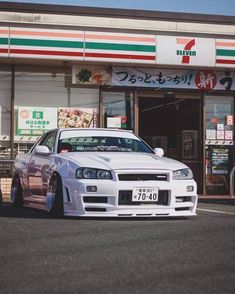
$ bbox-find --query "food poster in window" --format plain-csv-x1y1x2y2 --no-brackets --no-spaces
58,108,97,128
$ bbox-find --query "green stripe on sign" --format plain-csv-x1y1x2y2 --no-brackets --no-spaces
10,38,84,49
216,49,235,57
86,42,155,52
0,38,8,45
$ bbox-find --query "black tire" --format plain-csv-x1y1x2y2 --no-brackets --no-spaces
11,174,23,207
48,174,64,218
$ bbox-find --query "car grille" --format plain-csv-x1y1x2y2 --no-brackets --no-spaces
118,174,168,181
118,190,169,205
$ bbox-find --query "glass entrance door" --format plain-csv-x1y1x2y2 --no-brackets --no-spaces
102,91,134,130
138,94,202,193
205,95,234,195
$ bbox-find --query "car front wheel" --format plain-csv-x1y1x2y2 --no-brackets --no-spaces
11,174,23,207
48,174,64,218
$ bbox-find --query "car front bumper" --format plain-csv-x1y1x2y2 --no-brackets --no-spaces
61,174,198,218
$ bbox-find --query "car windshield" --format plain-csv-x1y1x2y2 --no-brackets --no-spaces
58,134,154,154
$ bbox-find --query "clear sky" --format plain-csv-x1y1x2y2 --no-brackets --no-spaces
2,0,235,16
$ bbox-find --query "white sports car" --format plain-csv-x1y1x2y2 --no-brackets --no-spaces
11,128,198,217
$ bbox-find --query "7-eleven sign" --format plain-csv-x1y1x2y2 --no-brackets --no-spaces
157,36,215,67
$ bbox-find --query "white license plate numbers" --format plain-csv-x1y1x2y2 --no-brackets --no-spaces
132,187,159,202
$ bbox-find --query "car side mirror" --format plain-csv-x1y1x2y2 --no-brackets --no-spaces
153,148,164,157
34,145,51,156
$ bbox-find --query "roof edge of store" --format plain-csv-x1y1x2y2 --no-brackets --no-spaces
0,1,234,24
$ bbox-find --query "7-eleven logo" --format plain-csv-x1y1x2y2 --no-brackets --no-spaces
176,38,196,64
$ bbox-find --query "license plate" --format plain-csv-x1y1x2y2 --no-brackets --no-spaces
132,187,159,202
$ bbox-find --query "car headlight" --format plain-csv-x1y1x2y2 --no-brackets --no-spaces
173,168,193,180
76,168,112,179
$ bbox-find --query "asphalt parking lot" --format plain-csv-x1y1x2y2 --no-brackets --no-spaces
0,199,235,294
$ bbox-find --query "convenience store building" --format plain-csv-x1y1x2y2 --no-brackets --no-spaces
0,1,235,196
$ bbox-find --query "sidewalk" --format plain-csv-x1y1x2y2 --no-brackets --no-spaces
198,194,235,199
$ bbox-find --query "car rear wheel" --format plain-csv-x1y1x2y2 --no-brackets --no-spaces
48,174,64,218
11,174,23,207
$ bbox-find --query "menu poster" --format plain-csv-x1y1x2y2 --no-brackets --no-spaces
211,148,229,175
206,129,216,140
107,117,121,128
216,130,224,140
225,130,233,140
217,124,224,131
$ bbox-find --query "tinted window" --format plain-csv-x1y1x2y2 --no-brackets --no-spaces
58,135,153,154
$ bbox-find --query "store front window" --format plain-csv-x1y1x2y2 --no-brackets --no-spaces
205,95,234,195
15,68,99,155
102,91,134,130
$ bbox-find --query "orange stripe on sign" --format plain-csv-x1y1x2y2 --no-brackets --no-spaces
216,41,235,47
0,29,9,34
10,30,84,39
85,33,155,43
176,38,191,45
10,48,83,57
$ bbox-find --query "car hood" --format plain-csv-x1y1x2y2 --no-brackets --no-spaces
60,152,187,171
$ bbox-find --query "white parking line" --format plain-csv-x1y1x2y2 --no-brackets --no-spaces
197,208,235,215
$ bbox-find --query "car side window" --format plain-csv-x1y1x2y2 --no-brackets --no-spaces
39,132,56,152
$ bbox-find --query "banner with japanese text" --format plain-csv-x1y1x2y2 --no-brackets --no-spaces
112,67,235,91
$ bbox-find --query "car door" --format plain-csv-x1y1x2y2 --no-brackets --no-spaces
27,131,57,207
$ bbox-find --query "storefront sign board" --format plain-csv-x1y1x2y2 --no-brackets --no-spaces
84,31,156,64
9,27,84,61
157,36,215,67
0,27,9,57
216,39,235,67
